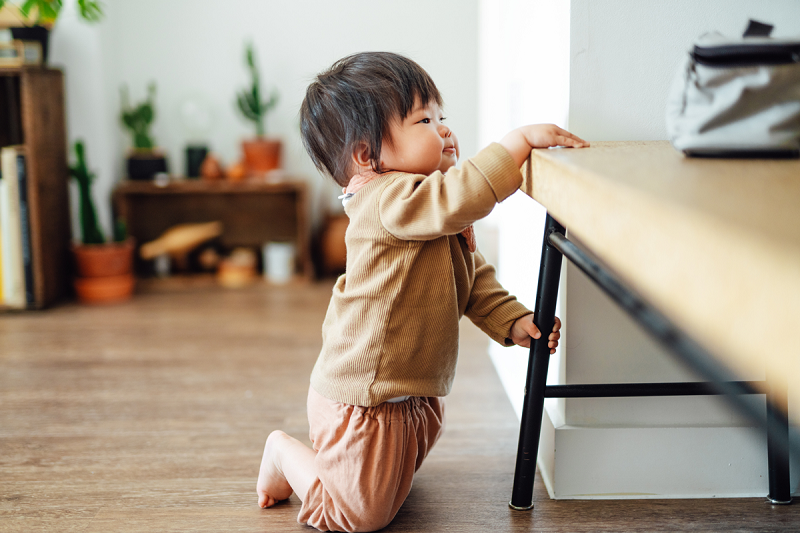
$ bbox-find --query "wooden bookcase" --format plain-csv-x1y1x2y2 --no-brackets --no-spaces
112,179,313,279
0,67,71,309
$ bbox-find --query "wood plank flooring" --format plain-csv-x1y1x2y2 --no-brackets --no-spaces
1,280,798,532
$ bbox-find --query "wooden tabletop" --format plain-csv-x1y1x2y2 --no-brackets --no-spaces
520,141,800,412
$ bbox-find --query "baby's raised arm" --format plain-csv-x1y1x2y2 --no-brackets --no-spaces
500,124,589,168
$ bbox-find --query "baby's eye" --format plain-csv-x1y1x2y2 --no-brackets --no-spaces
419,118,431,124
440,116,447,122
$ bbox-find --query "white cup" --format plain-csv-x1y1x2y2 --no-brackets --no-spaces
263,242,294,284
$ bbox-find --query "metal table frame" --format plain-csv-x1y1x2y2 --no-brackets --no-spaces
509,213,796,510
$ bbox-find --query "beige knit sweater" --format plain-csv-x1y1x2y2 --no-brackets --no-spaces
310,143,532,407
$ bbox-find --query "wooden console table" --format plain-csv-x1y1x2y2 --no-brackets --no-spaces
510,141,799,508
112,179,312,278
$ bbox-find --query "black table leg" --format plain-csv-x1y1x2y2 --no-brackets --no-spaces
767,375,792,504
510,214,565,510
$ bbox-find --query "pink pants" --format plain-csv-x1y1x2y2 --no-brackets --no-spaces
298,387,445,532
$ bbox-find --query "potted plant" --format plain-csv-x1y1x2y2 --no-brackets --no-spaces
120,82,168,180
236,42,280,175
68,140,135,304
0,0,102,62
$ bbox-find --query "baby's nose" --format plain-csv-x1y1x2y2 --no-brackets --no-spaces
438,124,452,137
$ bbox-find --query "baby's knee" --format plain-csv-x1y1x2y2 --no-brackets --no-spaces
267,429,289,442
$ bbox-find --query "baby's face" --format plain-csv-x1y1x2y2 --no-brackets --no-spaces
380,97,459,175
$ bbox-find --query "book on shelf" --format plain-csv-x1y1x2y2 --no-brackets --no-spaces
0,203,3,303
0,146,32,309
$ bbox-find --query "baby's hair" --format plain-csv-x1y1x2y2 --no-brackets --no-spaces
300,52,443,186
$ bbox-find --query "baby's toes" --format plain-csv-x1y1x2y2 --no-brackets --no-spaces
258,491,275,508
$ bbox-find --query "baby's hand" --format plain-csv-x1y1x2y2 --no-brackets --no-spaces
521,124,588,150
509,314,561,353
500,124,589,167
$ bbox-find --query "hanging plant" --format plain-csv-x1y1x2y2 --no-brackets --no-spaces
0,0,103,26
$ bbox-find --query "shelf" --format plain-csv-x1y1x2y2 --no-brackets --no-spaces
1,67,71,309
113,177,305,194
113,178,313,279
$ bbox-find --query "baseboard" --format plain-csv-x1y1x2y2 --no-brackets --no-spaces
538,401,798,499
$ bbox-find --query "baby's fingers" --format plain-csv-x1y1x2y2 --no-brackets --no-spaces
557,133,589,148
547,126,588,147
526,322,542,339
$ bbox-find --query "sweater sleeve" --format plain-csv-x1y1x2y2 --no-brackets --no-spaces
465,251,532,346
379,143,521,240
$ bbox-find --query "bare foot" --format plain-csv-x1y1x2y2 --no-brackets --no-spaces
257,430,294,508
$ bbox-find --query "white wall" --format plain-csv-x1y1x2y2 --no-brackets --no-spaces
569,0,800,141
48,0,118,243
479,0,571,418
49,0,480,239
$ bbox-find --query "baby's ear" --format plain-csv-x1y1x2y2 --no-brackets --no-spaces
351,141,372,171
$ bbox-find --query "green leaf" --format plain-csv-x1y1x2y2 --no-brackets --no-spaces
263,90,278,113
20,0,62,22
249,92,262,116
113,218,127,243
119,84,156,148
70,140,105,245
77,0,103,22
41,0,61,20
139,104,153,125
134,132,153,150
246,43,255,68
19,0,39,18
121,111,136,130
237,93,258,122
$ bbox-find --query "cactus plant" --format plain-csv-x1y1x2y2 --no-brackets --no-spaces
120,83,157,150
236,42,278,137
68,140,128,245
68,140,134,304
68,140,105,245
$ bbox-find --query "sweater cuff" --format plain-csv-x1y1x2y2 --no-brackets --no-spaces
484,301,533,347
470,143,523,203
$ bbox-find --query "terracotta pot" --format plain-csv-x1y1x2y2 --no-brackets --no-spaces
73,240,135,278
242,138,281,174
74,274,135,304
320,214,348,275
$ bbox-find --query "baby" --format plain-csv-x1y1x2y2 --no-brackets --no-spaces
257,51,587,532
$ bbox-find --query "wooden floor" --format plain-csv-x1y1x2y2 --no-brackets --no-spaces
1,280,798,532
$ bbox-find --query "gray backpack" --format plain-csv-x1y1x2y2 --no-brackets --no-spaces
666,20,800,157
